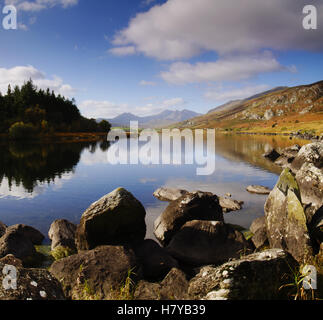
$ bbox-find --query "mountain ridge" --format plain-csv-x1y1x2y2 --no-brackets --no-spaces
98,109,201,128
174,80,323,135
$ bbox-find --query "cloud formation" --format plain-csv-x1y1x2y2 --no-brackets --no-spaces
110,0,323,60
0,65,76,98
204,85,271,102
5,0,78,12
160,53,292,85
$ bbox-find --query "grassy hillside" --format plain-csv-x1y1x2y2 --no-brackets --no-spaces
175,81,323,135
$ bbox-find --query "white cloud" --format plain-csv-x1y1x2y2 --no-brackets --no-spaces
110,0,323,60
108,46,137,56
139,80,157,86
5,0,78,12
79,97,185,119
0,65,76,98
160,53,287,85
204,85,270,101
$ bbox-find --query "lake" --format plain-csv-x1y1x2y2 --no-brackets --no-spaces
0,133,308,243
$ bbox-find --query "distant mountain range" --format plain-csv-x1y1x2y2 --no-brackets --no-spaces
98,109,201,128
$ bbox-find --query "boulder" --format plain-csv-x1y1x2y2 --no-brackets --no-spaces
249,217,268,249
264,168,313,263
166,220,253,266
291,142,323,171
275,144,301,167
134,268,189,300
0,222,7,238
308,205,323,246
0,262,65,300
49,245,139,300
0,228,38,266
219,197,244,213
154,191,223,246
159,268,189,300
75,188,146,251
133,281,161,300
153,188,189,202
0,254,23,268
246,185,271,195
6,224,44,245
263,149,281,162
48,219,77,251
133,239,179,280
295,162,323,221
188,249,298,300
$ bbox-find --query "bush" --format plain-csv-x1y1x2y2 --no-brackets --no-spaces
9,122,38,140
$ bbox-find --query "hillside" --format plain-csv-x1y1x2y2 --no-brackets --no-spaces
102,109,201,128
175,81,323,135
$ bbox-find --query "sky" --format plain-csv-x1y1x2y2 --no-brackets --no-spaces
0,0,322,119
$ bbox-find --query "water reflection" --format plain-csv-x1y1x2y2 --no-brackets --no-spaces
0,133,309,237
0,141,106,196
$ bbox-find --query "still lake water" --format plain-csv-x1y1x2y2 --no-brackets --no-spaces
0,134,308,243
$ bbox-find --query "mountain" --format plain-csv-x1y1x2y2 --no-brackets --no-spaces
175,81,323,134
100,109,201,128
207,87,288,115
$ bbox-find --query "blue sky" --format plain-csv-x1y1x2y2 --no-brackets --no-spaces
0,0,322,119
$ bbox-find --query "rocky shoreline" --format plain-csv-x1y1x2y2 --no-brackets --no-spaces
0,141,322,300
236,131,323,141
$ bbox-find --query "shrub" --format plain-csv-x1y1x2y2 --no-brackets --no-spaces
9,122,38,140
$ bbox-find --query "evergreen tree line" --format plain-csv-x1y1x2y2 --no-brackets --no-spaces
0,80,111,138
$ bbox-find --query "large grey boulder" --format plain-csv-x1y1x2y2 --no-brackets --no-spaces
154,191,223,246
166,220,253,266
153,188,189,202
48,219,77,251
188,249,297,300
75,188,146,251
133,239,179,280
291,142,323,171
250,217,268,249
295,162,323,221
0,262,65,300
50,245,139,300
264,168,313,263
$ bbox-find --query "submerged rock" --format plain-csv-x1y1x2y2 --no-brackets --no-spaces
219,197,244,213
75,188,146,251
264,168,313,263
188,249,297,300
50,245,138,300
153,188,189,202
166,220,252,266
246,185,271,195
0,262,65,300
154,191,223,246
